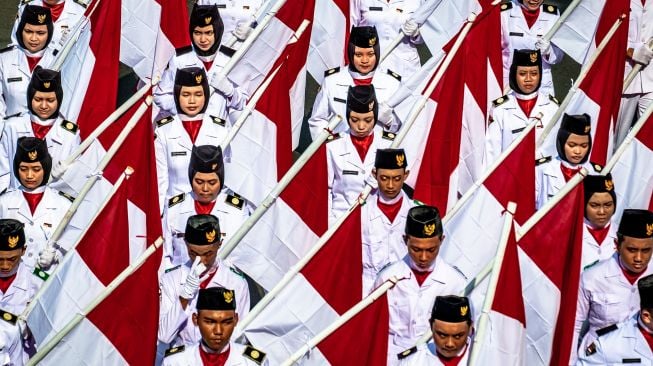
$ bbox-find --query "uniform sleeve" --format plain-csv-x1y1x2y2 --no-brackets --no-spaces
484,110,503,166
0,62,7,119
153,58,178,115
161,211,175,268
308,83,332,141
236,276,251,319
570,275,591,365
0,125,12,193
158,272,190,344
154,129,169,214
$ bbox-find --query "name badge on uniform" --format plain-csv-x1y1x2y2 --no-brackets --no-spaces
216,4,226,8
333,97,346,103
509,32,524,37
622,359,641,364
171,151,187,156
343,170,359,175
369,6,383,11
243,5,250,9
511,127,525,134
7,77,21,83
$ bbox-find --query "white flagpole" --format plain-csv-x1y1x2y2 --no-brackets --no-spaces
50,0,103,72
536,14,627,147
602,100,653,174
25,236,164,366
468,202,517,366
279,276,404,366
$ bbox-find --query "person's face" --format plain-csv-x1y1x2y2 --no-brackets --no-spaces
18,162,44,189
618,236,653,273
642,309,653,332
352,46,376,74
406,235,443,270
563,134,590,164
348,110,375,137
186,242,220,268
43,0,62,5
521,0,544,11
31,91,58,120
193,310,238,352
585,192,615,228
191,172,221,203
192,25,216,52
22,23,49,53
374,168,408,199
0,248,24,276
432,319,471,358
178,85,205,117
515,65,540,94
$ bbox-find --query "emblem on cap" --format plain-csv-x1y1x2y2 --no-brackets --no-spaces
204,16,212,25
206,229,216,243
530,52,538,63
43,81,51,89
211,163,217,170
7,236,19,248
423,223,435,236
647,223,653,237
38,14,46,24
368,100,375,112
396,154,405,167
584,125,591,133
195,74,203,85
224,290,234,303
369,37,377,47
605,179,613,191
28,150,37,161
460,305,468,317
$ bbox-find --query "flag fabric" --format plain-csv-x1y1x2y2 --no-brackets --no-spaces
411,0,480,56
549,0,607,64
306,0,348,85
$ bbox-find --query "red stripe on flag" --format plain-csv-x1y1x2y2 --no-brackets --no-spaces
155,0,190,48
492,226,526,325
638,114,653,151
276,0,315,33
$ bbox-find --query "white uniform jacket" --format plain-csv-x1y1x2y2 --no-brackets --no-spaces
308,67,401,139
397,342,470,366
581,220,618,271
577,315,653,366
0,114,80,192
572,253,653,364
535,156,597,210
0,318,23,366
0,46,57,119
361,190,415,295
163,190,253,266
12,0,87,49
625,0,653,95
0,187,72,269
153,47,248,118
162,342,269,366
326,129,392,222
158,260,250,347
350,0,425,77
196,0,264,40
485,91,558,164
500,2,563,95
0,264,43,316
154,114,229,211
373,255,467,365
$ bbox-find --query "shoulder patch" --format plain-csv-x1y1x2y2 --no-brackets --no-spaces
225,192,244,210
326,133,342,143
397,346,417,360
543,4,558,14
3,112,21,120
156,116,174,127
0,310,17,325
58,191,76,203
73,0,89,8
168,193,185,208
585,342,597,356
590,162,603,173
164,345,185,357
243,345,266,364
549,94,560,105
324,67,340,77
175,45,193,56
33,267,49,281
61,120,78,134
382,131,396,141
492,95,509,107
0,45,15,54
219,45,236,58
210,115,226,126
596,323,618,337
536,156,552,166
229,266,245,278
500,1,512,11
583,260,599,271
164,264,181,273
387,69,402,81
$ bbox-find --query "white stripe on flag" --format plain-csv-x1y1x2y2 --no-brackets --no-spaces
59,23,94,122
550,0,604,64
120,0,161,80
611,138,653,223
475,311,526,362
306,0,347,85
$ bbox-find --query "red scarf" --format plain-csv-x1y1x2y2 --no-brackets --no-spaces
182,120,202,144
0,273,17,294
521,7,540,29
377,196,403,223
199,268,218,289
516,97,537,118
44,2,65,22
560,163,581,182
202,61,214,72
23,191,44,215
639,324,653,352
437,345,468,366
621,265,646,285
350,133,374,161
194,199,217,215
587,224,610,245
353,77,373,86
27,56,41,73
411,268,431,287
31,121,52,140
199,344,230,366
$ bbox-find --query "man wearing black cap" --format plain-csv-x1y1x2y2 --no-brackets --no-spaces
535,113,600,209
0,66,80,192
163,145,252,266
572,209,653,364
398,295,473,365
194,0,262,45
0,5,57,119
154,67,231,211
578,274,653,365
11,0,88,50
581,174,619,270
485,49,559,164
159,214,250,350
326,85,393,222
361,148,416,295
163,287,267,365
373,205,466,365
308,25,400,140
153,4,248,119
0,137,72,270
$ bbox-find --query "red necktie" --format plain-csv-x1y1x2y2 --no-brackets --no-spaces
44,2,65,22
27,56,41,73
560,163,581,182
639,325,653,352
516,97,537,118
437,346,467,366
31,121,52,140
621,265,646,285
194,199,217,215
411,268,432,287
353,77,373,86
377,197,403,223
587,224,610,245
350,133,374,161
199,344,230,366
23,191,44,215
202,60,214,72
521,7,540,29
182,120,202,144
0,273,17,294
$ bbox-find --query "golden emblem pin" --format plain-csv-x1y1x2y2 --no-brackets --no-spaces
369,37,377,46
212,163,217,170
368,100,375,111
204,16,212,25
460,305,468,317
66,122,74,130
396,154,405,167
604,180,613,191
7,235,19,248
43,81,51,89
647,223,653,237
530,52,538,63
195,74,203,85
38,14,46,24
205,229,216,243
250,350,260,359
2,313,10,321
423,223,435,236
496,97,504,104
584,125,591,133
224,290,234,303
547,5,554,12
28,150,37,161
231,197,240,205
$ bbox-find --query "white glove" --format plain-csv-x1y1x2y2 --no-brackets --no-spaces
535,38,551,56
50,159,71,180
401,19,419,38
37,246,59,269
17,317,30,340
378,102,394,128
179,257,209,300
211,75,235,97
632,43,653,66
232,21,253,41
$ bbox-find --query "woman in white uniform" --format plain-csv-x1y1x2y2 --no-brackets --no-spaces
581,174,618,270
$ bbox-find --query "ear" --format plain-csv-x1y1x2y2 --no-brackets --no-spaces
372,168,377,177
404,170,410,179
192,313,198,326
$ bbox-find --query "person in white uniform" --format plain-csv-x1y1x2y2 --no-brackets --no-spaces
373,205,467,365
309,26,400,139
486,48,559,164
327,84,393,222
163,287,267,366
500,0,563,96
398,295,473,365
572,209,653,365
581,174,619,270
194,0,262,45
158,214,250,350
578,273,653,365
11,0,87,49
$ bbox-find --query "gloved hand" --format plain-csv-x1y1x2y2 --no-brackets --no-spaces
401,19,419,38
211,75,235,98
535,38,552,56
17,316,30,340
632,43,653,66
50,159,71,180
38,246,59,270
378,102,394,128
232,20,253,41
179,257,209,300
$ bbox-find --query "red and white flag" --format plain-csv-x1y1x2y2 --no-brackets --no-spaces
410,0,480,56
306,0,348,85
550,0,609,64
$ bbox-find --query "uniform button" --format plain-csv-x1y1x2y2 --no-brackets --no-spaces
29,238,33,242
27,253,32,257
